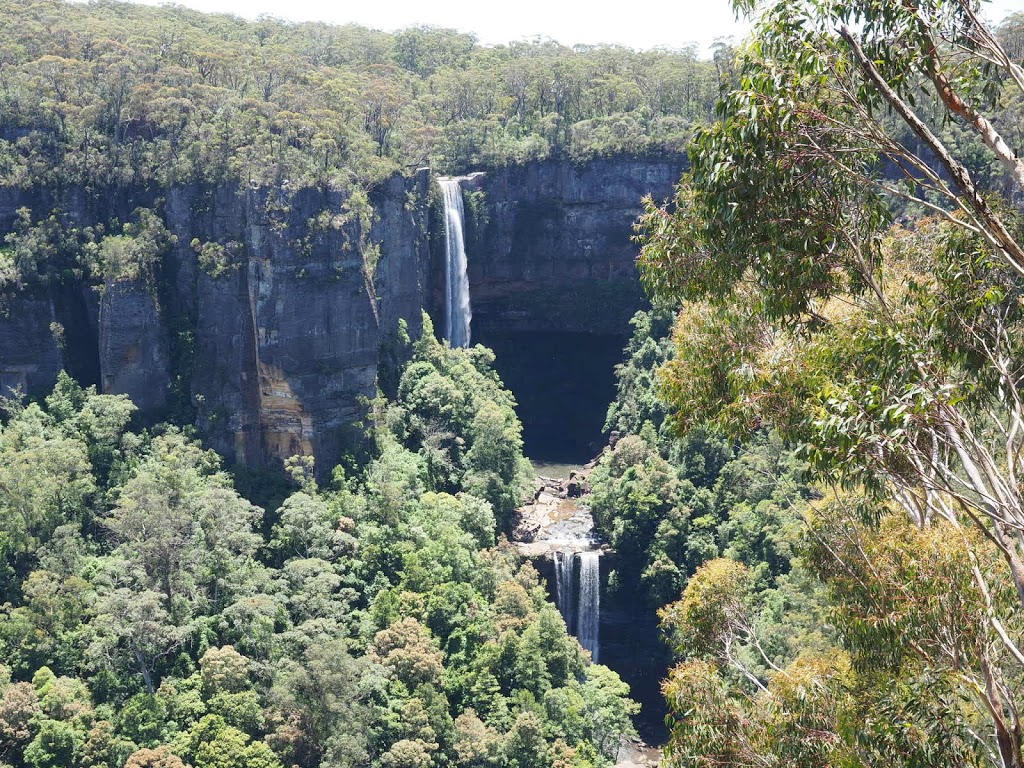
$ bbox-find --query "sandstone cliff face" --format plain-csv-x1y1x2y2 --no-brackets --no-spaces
0,172,430,472
168,174,431,470
457,156,687,337
0,189,63,400
99,282,170,414
446,157,687,460
0,296,63,400
0,155,682,471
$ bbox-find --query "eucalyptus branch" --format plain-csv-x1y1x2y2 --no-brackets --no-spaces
800,123,984,237
723,635,770,694
838,24,1024,275
952,0,1024,97
947,517,1024,666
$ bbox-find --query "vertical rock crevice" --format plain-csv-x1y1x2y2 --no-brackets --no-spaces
52,282,101,389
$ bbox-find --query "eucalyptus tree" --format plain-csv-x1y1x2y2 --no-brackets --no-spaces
637,1,1024,765
638,0,1024,628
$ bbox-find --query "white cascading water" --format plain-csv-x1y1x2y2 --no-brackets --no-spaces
576,551,600,662
439,178,472,348
555,549,576,633
553,549,600,661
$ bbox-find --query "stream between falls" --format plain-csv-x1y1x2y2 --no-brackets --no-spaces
514,462,666,756
439,181,664,760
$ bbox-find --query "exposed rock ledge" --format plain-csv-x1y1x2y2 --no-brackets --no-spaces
513,468,606,558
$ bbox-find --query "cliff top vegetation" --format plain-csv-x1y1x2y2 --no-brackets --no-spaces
0,0,721,192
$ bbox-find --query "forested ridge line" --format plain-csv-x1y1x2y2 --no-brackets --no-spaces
0,0,720,192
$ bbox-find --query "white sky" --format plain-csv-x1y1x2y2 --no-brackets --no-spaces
127,0,750,54
124,0,1021,56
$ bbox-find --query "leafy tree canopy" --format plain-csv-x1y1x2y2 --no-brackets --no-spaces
0,0,720,192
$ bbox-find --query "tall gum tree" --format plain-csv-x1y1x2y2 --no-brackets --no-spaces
637,2,1024,765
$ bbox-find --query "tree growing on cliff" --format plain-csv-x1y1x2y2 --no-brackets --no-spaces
391,313,531,529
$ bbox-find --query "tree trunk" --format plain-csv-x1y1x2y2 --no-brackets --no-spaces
838,25,1024,276
993,523,1024,609
132,642,155,695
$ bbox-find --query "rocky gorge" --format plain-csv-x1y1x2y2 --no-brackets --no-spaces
0,154,686,473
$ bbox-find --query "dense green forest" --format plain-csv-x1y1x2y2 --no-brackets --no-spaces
0,0,718,190
5,0,1024,767
0,318,639,768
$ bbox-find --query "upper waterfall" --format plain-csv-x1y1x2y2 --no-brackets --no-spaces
439,178,472,348
555,549,575,627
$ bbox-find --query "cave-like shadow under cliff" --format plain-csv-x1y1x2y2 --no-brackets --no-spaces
475,329,625,464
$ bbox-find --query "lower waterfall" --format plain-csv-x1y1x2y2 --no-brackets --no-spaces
577,551,600,662
553,549,600,662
